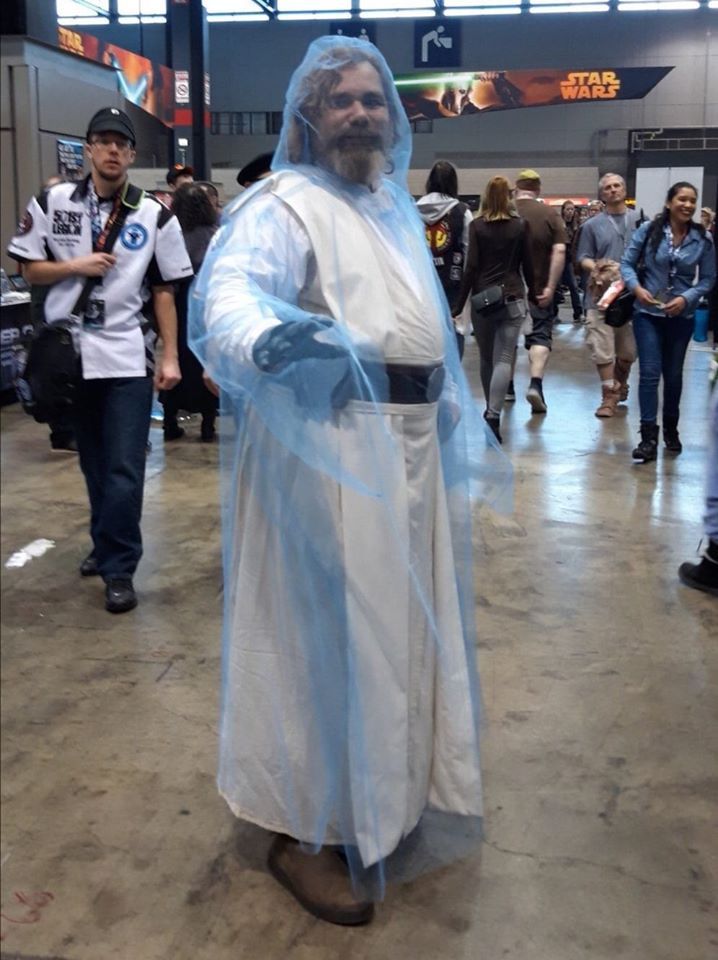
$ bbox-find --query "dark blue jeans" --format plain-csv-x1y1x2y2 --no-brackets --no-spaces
632,310,694,424
553,261,582,318
73,376,154,579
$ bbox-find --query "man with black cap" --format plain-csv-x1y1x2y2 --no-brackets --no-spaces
167,163,194,191
236,152,273,189
8,106,193,613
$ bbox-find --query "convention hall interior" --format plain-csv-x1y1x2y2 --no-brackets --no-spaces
1,0,716,958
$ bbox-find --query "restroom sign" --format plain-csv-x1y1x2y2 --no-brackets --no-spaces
330,21,377,45
414,20,461,69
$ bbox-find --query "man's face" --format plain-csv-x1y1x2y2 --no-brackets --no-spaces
313,62,390,185
86,132,135,184
173,174,194,190
600,176,626,205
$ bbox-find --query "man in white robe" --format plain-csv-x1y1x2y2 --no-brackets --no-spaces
190,36,501,926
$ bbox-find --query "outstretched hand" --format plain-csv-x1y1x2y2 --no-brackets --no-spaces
253,318,348,373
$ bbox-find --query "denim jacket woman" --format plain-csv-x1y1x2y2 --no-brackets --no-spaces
621,220,715,318
619,181,716,465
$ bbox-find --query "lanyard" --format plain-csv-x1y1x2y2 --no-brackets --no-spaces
607,213,629,245
88,183,123,251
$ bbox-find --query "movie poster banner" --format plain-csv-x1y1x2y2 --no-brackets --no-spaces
396,67,673,119
58,27,175,127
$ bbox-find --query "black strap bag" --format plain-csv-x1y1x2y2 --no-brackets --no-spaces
471,283,506,315
15,318,83,423
15,195,134,423
603,226,652,329
604,289,636,328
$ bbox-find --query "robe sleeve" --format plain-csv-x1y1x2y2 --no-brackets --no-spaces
197,192,313,380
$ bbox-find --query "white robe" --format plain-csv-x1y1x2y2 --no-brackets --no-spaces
203,171,483,868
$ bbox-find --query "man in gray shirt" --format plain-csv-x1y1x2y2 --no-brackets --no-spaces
576,172,640,418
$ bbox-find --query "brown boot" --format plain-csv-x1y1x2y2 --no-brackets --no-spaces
615,359,632,402
267,834,374,926
595,383,621,418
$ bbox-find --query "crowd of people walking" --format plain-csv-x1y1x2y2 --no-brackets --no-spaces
419,160,716,467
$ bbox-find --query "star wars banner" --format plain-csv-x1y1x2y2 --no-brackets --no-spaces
396,67,673,119
58,27,175,128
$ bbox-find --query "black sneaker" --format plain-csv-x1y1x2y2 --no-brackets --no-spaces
678,559,718,597
164,423,185,441
526,384,547,414
79,554,100,577
50,437,78,453
678,540,718,597
105,578,137,614
483,411,502,444
505,381,516,402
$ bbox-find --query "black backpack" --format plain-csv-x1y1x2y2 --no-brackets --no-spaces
15,320,81,423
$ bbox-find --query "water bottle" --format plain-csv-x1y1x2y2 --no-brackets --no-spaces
693,297,709,343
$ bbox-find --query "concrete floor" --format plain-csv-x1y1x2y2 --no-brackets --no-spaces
1,312,716,960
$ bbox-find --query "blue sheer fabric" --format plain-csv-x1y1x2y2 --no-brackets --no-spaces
189,36,511,897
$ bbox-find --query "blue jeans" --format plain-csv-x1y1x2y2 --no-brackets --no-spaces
73,376,154,579
553,261,582,318
632,310,694,424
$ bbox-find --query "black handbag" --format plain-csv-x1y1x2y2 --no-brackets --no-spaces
603,225,652,329
470,223,523,317
604,289,635,328
15,196,133,423
471,283,505,314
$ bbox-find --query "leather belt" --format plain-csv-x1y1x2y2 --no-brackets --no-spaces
355,362,445,405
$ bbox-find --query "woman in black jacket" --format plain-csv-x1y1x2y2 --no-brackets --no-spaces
555,200,583,321
454,176,535,442
162,183,219,442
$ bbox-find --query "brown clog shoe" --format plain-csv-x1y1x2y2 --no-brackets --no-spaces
267,834,374,926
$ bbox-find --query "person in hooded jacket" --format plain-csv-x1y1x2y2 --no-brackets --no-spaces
161,182,219,442
416,161,473,358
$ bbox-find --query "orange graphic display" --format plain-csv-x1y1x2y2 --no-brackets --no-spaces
396,66,672,119
58,28,175,128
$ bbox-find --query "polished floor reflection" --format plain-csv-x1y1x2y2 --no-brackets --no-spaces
1,312,716,960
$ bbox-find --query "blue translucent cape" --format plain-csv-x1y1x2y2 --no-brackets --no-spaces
189,35,511,897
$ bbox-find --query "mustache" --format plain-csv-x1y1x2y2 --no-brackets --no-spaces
331,133,384,151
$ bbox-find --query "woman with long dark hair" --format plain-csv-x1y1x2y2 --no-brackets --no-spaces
416,160,473,358
453,175,535,442
162,182,219,442
553,200,583,321
621,181,716,462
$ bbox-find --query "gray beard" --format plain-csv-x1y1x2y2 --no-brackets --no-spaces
325,145,385,186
